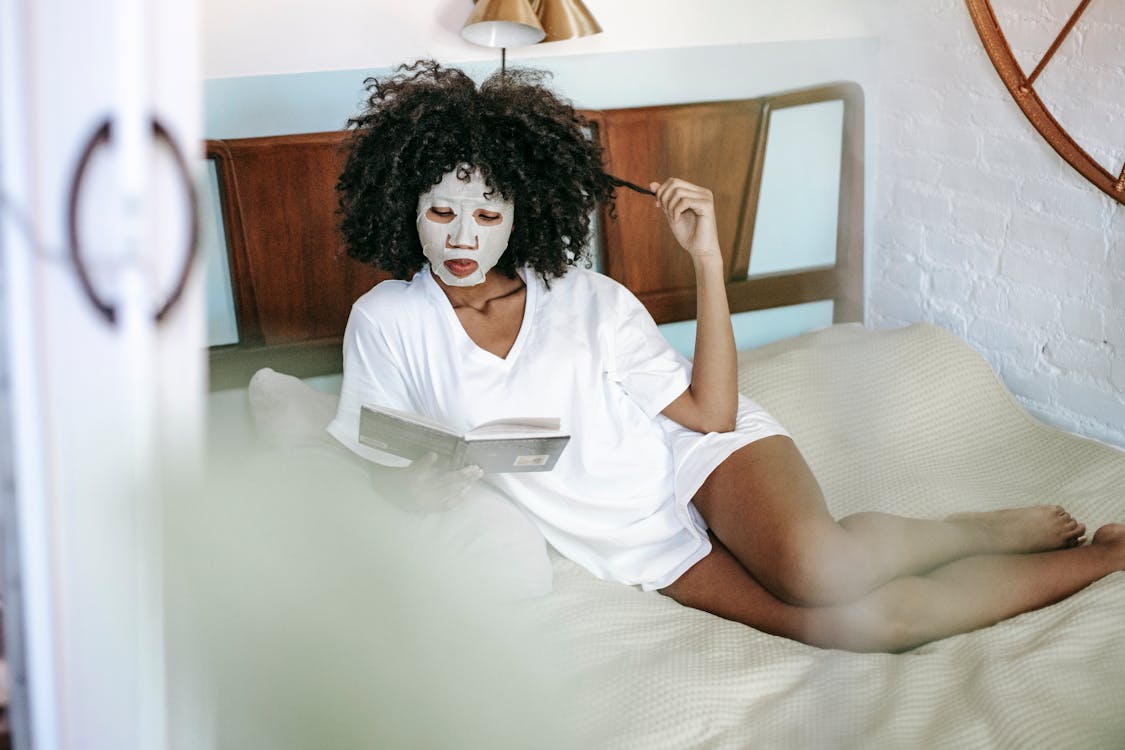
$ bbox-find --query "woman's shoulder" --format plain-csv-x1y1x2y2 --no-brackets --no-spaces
548,265,634,302
563,268,648,319
352,272,430,314
348,273,435,336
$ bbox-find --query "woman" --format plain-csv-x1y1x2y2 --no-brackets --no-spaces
328,60,1125,652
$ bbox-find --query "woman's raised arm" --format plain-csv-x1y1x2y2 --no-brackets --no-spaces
651,178,738,434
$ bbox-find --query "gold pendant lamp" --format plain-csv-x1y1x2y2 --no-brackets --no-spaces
531,0,602,42
462,0,602,59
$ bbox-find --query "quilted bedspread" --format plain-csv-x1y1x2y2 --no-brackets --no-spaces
189,323,1125,749
538,323,1125,749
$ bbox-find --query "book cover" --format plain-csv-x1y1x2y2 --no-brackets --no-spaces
358,405,570,473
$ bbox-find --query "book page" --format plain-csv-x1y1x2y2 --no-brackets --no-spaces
466,417,564,440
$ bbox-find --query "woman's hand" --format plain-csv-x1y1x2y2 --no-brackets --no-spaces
377,452,483,513
649,178,721,260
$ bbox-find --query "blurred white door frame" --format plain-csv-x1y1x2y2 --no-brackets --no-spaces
0,0,203,747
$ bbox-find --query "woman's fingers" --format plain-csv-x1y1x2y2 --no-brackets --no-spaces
650,177,720,257
669,192,712,224
652,179,713,222
404,453,483,511
432,464,483,495
652,178,711,206
427,465,483,510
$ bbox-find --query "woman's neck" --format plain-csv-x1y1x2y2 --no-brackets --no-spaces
432,268,525,312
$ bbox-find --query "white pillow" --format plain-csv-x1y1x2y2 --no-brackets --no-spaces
246,368,554,600
247,367,340,450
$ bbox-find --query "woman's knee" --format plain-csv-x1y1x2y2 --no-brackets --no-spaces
850,578,936,652
762,530,877,607
660,545,928,653
799,590,930,653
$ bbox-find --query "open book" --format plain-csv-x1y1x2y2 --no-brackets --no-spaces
358,404,570,473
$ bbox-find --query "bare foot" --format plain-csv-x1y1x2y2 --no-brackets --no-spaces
945,505,1087,554
1091,524,1125,570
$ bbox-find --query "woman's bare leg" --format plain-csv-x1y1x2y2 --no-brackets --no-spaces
660,526,1125,653
693,436,1086,606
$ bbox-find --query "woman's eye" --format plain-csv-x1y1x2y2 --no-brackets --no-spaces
426,207,455,222
474,210,502,225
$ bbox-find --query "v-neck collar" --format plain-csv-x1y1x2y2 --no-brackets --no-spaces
422,266,537,366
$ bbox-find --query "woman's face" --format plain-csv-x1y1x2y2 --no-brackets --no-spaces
416,167,515,287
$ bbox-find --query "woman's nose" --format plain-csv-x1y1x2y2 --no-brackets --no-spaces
448,217,478,249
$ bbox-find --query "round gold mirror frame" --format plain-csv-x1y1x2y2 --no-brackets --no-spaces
966,0,1125,205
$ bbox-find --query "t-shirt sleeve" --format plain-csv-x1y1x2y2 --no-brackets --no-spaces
327,305,415,466
606,285,692,418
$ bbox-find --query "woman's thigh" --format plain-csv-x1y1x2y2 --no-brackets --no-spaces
692,435,846,596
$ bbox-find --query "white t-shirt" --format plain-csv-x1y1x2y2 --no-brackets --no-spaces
328,266,787,591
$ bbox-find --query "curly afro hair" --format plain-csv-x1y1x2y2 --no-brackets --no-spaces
337,60,618,281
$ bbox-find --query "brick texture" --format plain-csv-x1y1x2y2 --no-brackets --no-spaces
871,2,1125,449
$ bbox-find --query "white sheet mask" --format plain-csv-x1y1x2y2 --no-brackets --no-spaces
416,168,515,287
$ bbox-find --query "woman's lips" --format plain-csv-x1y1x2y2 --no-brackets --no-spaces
444,259,478,277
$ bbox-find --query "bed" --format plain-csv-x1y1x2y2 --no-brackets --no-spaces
185,82,1125,749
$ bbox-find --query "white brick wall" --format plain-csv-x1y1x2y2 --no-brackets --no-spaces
871,1,1125,448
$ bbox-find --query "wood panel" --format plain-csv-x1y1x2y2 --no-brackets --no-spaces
207,132,388,387
207,132,388,344
594,82,864,325
596,100,765,297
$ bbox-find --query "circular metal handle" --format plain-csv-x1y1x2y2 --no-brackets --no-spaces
66,116,199,325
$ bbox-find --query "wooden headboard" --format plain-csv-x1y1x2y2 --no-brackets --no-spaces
207,82,864,390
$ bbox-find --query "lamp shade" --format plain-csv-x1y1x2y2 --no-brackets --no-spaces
462,0,546,47
532,0,602,42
